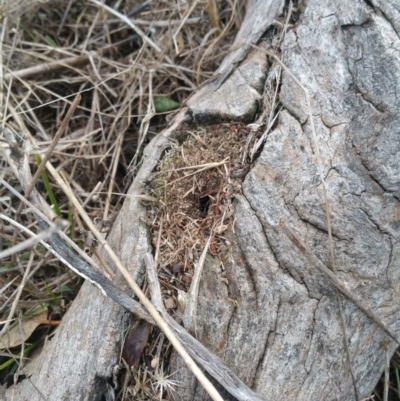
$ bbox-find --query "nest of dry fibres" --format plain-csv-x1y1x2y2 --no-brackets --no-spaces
147,123,262,294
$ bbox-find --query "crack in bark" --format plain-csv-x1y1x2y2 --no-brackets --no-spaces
303,298,320,375
288,298,321,400
368,0,400,40
235,236,259,307
359,158,391,195
252,293,282,389
240,191,322,301
225,306,237,348
355,88,385,113
291,199,346,242
359,206,389,236
319,116,350,129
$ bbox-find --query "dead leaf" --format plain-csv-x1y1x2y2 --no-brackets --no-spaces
214,224,228,234
122,320,151,368
0,306,48,349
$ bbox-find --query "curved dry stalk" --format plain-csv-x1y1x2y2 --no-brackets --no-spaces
3,121,224,401
145,252,266,401
0,250,34,340
0,215,65,260
182,235,212,335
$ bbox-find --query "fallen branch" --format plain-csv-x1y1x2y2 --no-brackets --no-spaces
2,124,269,401
1,178,266,401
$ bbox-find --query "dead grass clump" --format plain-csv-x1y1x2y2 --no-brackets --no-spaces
148,123,261,290
0,0,246,390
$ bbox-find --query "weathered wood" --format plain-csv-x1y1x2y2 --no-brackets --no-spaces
170,1,400,400
6,0,400,400
187,0,284,123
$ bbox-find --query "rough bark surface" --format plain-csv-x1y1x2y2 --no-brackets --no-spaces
170,0,400,400
6,0,400,400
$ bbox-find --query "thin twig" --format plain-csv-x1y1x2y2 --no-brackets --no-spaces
24,137,224,401
0,252,34,340
173,0,199,55
24,94,81,202
104,133,122,220
3,38,133,81
0,216,66,260
168,158,229,185
182,235,212,335
88,0,162,53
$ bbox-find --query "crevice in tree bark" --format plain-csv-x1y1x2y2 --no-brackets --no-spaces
303,300,320,375
234,235,259,306
252,294,282,388
359,158,393,196
291,201,345,242
385,237,393,287
358,206,390,237
366,0,400,39
361,0,375,11
240,191,324,302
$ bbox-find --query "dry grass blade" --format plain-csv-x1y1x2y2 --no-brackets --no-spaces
88,0,162,53
0,0,247,396
207,0,221,30
0,178,106,277
22,94,81,202
4,53,96,81
167,158,229,185
182,235,212,335
173,0,199,55
0,216,65,260
0,252,34,341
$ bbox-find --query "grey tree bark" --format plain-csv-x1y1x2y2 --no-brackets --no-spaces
5,0,400,400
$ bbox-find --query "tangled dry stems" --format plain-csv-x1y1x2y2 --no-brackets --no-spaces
1,1,394,399
0,0,245,394
147,123,261,297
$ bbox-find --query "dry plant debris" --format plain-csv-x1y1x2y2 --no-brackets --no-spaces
148,123,261,293
0,0,245,391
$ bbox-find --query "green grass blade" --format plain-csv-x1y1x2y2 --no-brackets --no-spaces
34,154,62,216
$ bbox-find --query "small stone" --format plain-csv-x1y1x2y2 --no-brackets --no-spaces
164,297,176,310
